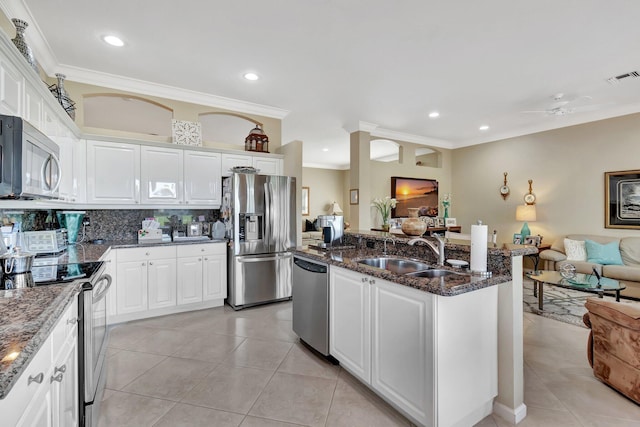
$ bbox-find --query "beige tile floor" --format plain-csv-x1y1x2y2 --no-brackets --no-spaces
99,301,640,427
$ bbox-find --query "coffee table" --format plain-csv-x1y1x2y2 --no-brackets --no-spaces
526,270,625,311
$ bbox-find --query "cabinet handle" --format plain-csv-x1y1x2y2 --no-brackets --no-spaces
54,364,67,374
369,279,376,285
201,248,205,252
142,262,146,266
145,252,150,256
149,262,154,265
361,277,367,283
204,257,208,261
198,258,202,262
28,373,44,385
50,373,64,383
67,317,77,325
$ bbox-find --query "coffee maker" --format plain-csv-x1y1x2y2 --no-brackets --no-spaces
317,215,344,248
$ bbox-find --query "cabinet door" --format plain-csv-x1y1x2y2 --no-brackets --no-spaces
371,278,434,426
177,256,203,305
56,136,74,202
148,258,177,309
0,59,23,116
203,253,226,300
252,157,281,175
24,84,42,130
184,150,222,205
17,382,53,427
221,153,252,176
116,260,148,314
86,141,140,204
329,267,371,383
51,338,79,427
141,146,183,204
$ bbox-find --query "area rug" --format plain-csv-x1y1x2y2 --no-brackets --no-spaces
523,279,598,328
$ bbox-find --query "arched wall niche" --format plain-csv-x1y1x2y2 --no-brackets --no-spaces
83,94,174,137
370,137,442,168
199,112,262,148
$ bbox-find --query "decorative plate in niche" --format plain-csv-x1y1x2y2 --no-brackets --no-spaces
172,119,202,146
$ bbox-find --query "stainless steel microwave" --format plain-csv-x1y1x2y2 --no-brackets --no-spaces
0,115,61,199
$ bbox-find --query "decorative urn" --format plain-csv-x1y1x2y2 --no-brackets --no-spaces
401,208,427,236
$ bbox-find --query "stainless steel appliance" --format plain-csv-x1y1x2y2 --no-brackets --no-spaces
317,215,344,248
21,229,67,254
0,259,112,427
223,173,296,309
0,115,61,199
292,255,331,356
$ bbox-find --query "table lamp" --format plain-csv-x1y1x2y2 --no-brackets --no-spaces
331,201,343,215
516,205,536,238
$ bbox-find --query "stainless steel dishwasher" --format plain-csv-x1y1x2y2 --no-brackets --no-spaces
292,255,331,357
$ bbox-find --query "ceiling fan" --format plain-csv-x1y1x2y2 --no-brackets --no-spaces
521,93,599,116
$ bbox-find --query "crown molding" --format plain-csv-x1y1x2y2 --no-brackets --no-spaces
57,64,290,119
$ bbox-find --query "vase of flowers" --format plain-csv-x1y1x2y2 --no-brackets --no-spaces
372,196,396,231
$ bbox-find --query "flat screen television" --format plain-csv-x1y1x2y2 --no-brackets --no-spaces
391,176,439,217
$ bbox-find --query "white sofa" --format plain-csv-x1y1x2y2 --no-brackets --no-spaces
539,234,640,300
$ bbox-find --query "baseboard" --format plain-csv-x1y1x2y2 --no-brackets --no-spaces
493,401,527,424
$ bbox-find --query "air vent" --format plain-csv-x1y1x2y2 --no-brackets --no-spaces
606,71,640,85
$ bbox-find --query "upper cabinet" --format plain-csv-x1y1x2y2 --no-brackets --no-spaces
184,150,221,205
0,58,23,116
86,140,141,204
221,153,282,176
140,146,183,204
221,153,252,176
253,156,281,175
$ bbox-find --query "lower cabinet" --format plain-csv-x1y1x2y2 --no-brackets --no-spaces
330,266,497,427
110,242,226,323
1,299,78,427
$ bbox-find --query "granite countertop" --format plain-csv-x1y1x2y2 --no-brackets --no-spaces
295,231,538,297
0,237,228,400
0,283,81,399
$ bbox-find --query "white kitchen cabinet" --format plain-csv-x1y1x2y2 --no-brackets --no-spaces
43,103,61,138
252,156,281,175
371,277,434,425
221,153,252,176
140,145,183,205
116,246,177,314
177,243,226,304
0,58,23,116
24,83,42,129
86,140,140,204
184,150,222,205
329,267,371,383
329,266,497,427
147,257,177,309
1,300,78,427
50,335,79,427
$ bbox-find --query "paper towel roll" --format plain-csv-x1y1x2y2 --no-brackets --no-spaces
470,224,488,272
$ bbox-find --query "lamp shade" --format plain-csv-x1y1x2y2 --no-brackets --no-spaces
331,201,343,215
515,205,536,222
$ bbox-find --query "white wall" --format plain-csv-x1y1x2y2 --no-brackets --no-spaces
452,113,640,245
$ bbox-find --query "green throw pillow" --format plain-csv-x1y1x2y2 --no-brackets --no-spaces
585,239,624,265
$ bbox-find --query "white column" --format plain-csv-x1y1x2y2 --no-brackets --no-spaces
493,256,527,423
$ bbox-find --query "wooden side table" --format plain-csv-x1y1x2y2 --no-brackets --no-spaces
525,244,551,273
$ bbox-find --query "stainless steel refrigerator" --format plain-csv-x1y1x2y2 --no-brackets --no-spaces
222,173,296,310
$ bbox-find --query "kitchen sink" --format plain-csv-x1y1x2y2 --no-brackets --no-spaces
357,257,431,274
405,269,462,278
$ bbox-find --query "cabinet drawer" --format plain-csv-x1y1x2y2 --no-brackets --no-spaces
51,298,78,356
177,243,225,258
117,246,177,262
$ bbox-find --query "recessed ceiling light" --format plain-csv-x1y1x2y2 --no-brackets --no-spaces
479,125,490,131
243,72,259,81
322,148,329,152
103,35,124,47
428,111,440,118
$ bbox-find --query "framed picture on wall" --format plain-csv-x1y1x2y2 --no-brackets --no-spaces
301,187,310,216
605,170,640,229
350,189,359,205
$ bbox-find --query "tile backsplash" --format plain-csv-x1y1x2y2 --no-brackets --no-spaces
0,209,220,242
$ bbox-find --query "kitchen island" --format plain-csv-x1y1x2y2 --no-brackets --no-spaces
295,230,535,427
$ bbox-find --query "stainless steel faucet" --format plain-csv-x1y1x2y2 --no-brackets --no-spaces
408,233,445,266
382,235,396,255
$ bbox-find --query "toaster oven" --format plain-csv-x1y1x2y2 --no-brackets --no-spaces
22,230,67,254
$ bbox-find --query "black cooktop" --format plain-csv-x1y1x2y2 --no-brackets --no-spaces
1,261,103,290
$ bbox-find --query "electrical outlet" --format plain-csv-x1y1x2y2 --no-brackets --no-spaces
366,240,375,248
83,217,91,227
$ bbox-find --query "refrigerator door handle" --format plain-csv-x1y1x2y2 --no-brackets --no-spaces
264,181,274,249
237,253,293,263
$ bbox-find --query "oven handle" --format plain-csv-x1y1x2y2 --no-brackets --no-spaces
93,274,113,302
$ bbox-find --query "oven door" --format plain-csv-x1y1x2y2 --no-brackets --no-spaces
83,271,112,403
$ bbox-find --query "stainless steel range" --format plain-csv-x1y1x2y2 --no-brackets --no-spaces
2,260,112,427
